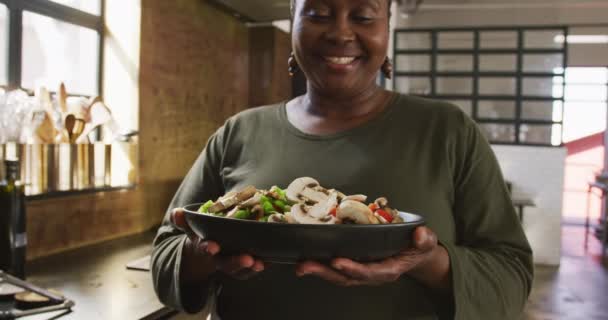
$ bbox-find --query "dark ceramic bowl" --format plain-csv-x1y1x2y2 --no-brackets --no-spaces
183,203,425,263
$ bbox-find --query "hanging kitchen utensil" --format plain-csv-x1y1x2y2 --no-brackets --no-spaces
75,101,112,144
57,83,68,115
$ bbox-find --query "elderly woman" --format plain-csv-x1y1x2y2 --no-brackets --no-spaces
151,0,533,319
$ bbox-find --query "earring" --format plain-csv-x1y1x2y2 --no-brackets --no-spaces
381,57,393,80
288,52,299,76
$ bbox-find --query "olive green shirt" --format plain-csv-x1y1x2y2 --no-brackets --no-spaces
151,93,533,319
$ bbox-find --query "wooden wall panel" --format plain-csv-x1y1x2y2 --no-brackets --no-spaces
249,26,292,107
26,189,143,260
139,0,250,227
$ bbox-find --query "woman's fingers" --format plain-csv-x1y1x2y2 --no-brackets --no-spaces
216,254,265,279
170,208,193,234
296,261,362,287
331,258,401,283
413,226,438,253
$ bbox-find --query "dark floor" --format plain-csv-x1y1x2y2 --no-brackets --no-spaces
522,225,608,320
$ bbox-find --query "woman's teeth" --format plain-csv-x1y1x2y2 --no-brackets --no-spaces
325,57,356,65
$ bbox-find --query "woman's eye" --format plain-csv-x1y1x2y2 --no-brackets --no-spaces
307,12,330,20
353,16,373,23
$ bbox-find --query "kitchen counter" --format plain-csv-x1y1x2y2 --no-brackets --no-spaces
4,231,178,320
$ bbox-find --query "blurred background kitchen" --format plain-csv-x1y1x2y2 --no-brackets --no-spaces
0,0,607,319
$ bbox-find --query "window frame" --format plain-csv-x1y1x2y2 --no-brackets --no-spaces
393,26,569,147
0,0,105,97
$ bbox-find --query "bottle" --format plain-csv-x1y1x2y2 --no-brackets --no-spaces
0,159,27,279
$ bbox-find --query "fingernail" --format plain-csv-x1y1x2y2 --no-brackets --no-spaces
332,263,342,270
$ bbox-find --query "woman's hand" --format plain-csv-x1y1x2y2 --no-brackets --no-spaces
171,208,266,281
295,226,451,292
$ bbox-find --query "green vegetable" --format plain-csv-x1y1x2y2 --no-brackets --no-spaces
233,209,251,220
273,200,286,211
259,216,269,222
199,200,214,213
270,186,287,201
262,201,274,214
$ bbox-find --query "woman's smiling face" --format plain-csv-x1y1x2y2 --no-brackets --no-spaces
291,0,390,98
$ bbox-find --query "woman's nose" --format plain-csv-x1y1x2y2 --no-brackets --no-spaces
325,15,355,44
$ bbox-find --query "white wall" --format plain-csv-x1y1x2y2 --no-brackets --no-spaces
492,145,567,266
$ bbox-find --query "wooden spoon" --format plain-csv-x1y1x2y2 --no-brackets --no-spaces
64,114,76,143
58,82,68,114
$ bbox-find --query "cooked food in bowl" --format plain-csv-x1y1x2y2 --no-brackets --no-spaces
197,177,405,225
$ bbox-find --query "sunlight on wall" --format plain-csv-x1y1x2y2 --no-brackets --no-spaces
103,0,141,186
103,0,141,132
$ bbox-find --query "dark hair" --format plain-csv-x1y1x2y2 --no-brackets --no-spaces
290,0,393,17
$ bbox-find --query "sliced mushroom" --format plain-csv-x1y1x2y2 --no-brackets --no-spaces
374,197,388,208
235,186,257,201
308,191,339,219
267,213,288,223
299,187,329,204
344,194,367,203
336,200,378,224
208,186,257,213
290,203,337,224
286,177,320,203
225,206,240,218
283,212,296,224
240,192,262,208
251,204,264,220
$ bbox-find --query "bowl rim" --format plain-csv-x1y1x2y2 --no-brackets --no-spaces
182,202,426,229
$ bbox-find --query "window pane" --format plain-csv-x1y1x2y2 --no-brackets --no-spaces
478,100,516,119
437,55,473,72
0,4,7,85
522,101,563,122
479,77,516,95
524,30,564,49
395,55,430,72
449,100,472,115
480,31,518,49
438,32,473,49
396,32,431,50
48,0,101,15
394,77,431,95
479,55,517,72
436,77,472,95
22,11,99,95
480,123,516,143
523,77,562,97
520,124,561,145
523,54,563,73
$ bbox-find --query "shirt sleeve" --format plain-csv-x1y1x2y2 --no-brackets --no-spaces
150,126,226,314
444,116,534,319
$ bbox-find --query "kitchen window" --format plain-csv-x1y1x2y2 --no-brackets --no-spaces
393,26,568,146
0,0,104,95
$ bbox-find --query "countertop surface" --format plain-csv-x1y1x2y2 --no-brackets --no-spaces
2,230,173,320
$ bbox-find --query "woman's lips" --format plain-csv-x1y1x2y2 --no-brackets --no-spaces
322,56,361,71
